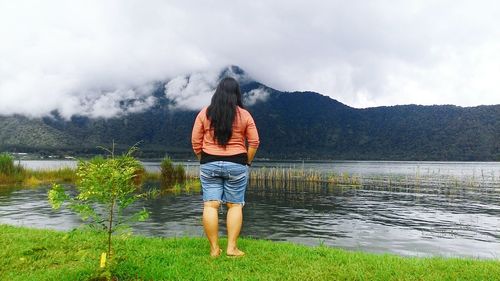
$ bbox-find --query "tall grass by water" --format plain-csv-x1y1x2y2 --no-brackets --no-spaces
3,153,498,192
0,153,26,184
249,166,362,187
248,164,500,193
23,167,77,186
159,157,186,186
0,153,188,189
0,153,76,186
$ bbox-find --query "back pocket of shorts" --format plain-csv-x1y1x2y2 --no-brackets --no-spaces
227,166,247,181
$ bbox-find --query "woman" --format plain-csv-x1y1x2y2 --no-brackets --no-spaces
191,77,260,257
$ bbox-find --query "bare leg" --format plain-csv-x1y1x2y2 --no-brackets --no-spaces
226,203,245,256
203,201,221,257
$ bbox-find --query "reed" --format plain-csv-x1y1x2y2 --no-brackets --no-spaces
0,153,16,174
159,157,187,188
0,153,26,184
4,156,498,192
143,171,160,181
0,152,78,186
0,167,77,186
249,167,362,187
360,171,500,190
26,167,77,183
158,179,201,195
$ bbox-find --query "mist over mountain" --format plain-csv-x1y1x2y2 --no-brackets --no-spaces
1,66,500,161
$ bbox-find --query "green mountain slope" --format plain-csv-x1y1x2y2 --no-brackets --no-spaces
1,69,500,161
0,115,77,148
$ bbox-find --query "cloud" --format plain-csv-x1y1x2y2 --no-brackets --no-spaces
244,88,270,106
164,71,219,111
62,87,158,119
1,0,500,118
164,67,263,110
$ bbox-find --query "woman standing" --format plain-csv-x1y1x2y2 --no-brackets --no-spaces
191,77,260,257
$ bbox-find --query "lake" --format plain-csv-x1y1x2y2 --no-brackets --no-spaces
1,160,500,258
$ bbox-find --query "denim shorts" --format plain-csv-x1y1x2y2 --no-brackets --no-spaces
200,161,249,205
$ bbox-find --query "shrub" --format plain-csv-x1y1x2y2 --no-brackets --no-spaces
48,146,157,265
0,153,15,175
160,157,186,187
0,153,25,183
174,164,186,183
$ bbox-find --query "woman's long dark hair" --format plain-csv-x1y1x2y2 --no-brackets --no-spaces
206,77,244,146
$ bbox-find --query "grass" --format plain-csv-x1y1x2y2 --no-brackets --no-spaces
248,167,362,188
0,153,193,189
3,154,497,192
0,153,20,175
24,167,77,185
0,153,26,184
163,179,202,195
1,158,364,192
0,153,77,186
160,157,186,187
0,167,77,186
1,225,500,281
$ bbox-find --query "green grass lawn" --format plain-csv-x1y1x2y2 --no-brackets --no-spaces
1,224,499,281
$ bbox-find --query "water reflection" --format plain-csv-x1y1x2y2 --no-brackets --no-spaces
2,178,500,259
3,160,500,258
242,182,500,258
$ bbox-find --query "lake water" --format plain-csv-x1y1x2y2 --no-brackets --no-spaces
1,160,500,259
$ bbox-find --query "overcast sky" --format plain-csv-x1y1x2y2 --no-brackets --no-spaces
1,0,500,118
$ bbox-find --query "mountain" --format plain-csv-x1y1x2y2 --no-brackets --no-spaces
1,66,500,161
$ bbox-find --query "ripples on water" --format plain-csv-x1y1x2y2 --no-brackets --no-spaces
1,161,500,258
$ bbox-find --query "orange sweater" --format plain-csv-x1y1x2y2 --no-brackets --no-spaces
191,107,260,156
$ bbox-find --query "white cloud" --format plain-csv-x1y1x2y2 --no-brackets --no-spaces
164,67,256,110
1,0,500,118
164,71,218,111
245,88,270,106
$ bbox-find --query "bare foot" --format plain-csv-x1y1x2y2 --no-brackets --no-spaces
226,248,245,257
210,248,222,257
